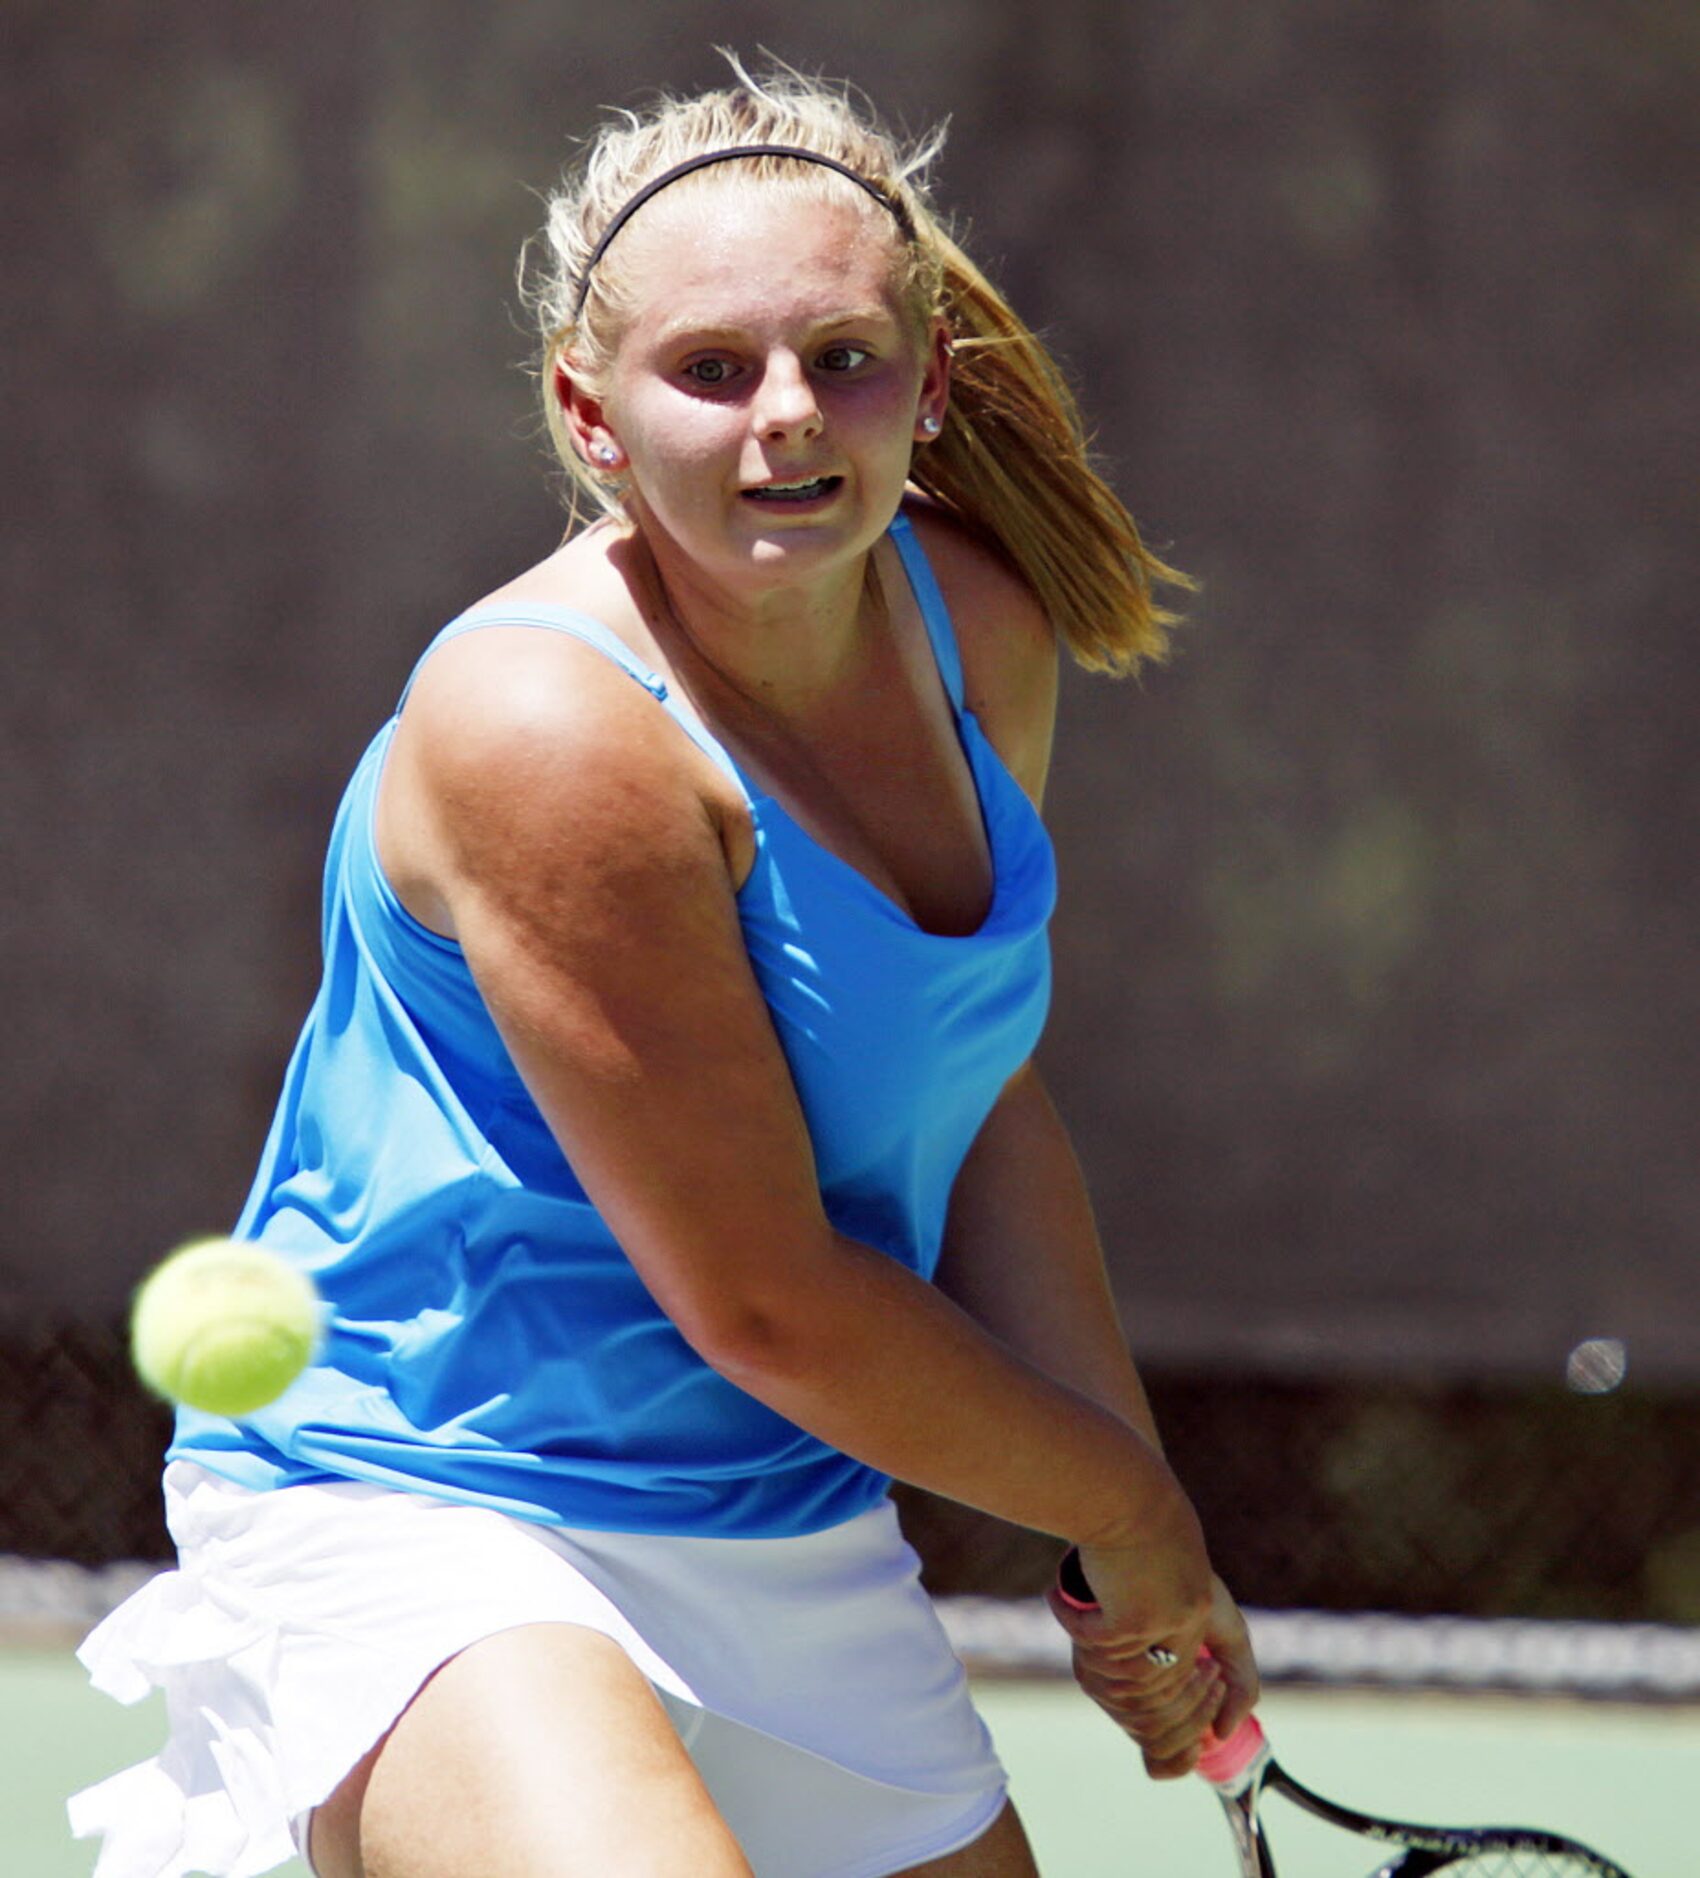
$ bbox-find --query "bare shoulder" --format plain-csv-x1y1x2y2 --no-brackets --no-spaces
380,563,748,938
402,525,712,810
903,500,1059,803
402,618,673,803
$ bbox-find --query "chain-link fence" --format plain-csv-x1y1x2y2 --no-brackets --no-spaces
4,1317,1695,1624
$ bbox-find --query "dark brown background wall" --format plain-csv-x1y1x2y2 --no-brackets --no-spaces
6,2,1696,1393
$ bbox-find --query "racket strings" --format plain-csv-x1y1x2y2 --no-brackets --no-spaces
1264,1767,1630,1877
1415,1851,1623,1876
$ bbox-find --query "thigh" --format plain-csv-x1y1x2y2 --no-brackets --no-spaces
896,1800,1039,1877
309,1621,752,1878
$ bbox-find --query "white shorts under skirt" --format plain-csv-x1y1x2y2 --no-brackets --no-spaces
68,1463,1008,1878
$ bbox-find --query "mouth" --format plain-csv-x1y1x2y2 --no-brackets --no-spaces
740,475,843,506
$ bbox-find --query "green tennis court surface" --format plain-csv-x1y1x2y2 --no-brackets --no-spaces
983,1679,1689,1875
12,1646,1691,1875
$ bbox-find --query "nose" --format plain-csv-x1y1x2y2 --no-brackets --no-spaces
752,351,822,444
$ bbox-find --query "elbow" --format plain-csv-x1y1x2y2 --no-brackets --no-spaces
636,1221,855,1396
683,1298,821,1392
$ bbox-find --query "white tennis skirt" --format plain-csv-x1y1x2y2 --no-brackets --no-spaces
68,1462,1008,1878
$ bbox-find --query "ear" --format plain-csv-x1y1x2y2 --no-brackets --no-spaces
913,319,953,442
555,357,625,471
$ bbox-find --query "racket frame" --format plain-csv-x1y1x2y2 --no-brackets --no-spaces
1052,1548,1634,1878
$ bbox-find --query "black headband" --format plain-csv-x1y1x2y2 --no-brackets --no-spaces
573,144,915,317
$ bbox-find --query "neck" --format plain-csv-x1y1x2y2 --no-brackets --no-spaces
626,527,880,715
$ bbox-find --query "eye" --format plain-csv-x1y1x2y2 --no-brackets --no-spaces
682,356,738,389
818,344,871,373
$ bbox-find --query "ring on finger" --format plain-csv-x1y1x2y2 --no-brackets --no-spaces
1144,1645,1180,1668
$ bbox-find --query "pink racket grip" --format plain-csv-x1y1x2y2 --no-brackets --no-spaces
1054,1548,1099,1613
1194,1713,1267,1787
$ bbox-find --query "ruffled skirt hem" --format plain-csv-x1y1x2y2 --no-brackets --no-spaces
66,1464,699,1877
67,1463,1005,1878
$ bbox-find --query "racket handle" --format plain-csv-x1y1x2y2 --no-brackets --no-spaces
1054,1547,1268,1788
1054,1545,1099,1611
1194,1712,1267,1787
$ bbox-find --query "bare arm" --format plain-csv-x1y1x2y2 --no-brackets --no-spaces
384,627,1207,1610
934,1061,1162,1445
935,1062,1261,1766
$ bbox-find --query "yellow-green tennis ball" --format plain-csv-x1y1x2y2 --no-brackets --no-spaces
131,1238,320,1417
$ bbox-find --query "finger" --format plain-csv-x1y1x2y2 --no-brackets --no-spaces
1137,1687,1226,1780
1071,1626,1204,1675
1214,1661,1259,1741
1202,1621,1261,1739
1133,1682,1228,1778
1137,1663,1226,1747
1096,1634,1204,1671
1144,1741,1204,1781
1074,1660,1194,1705
1083,1649,1219,1702
1079,1657,1224,1744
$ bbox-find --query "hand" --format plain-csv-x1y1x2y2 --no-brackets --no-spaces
1048,1545,1256,1781
1200,1575,1259,1745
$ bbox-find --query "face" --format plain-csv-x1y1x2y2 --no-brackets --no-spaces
569,184,948,593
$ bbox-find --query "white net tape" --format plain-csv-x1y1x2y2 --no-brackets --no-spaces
935,1595,1700,1700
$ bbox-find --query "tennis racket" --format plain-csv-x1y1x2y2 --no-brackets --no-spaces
1056,1550,1636,1877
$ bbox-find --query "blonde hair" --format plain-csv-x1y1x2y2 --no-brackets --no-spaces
521,56,1190,675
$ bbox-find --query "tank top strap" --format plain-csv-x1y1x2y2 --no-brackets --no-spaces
397,603,747,792
886,510,966,716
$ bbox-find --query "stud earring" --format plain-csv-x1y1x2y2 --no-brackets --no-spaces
594,443,620,467
920,415,942,436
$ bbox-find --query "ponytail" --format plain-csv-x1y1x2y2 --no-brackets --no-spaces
913,230,1193,677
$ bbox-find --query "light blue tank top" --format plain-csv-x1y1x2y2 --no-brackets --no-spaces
169,512,1057,1537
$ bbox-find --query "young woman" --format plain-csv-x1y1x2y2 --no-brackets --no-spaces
72,61,1257,1878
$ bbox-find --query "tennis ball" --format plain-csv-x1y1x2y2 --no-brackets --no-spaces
131,1238,320,1417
